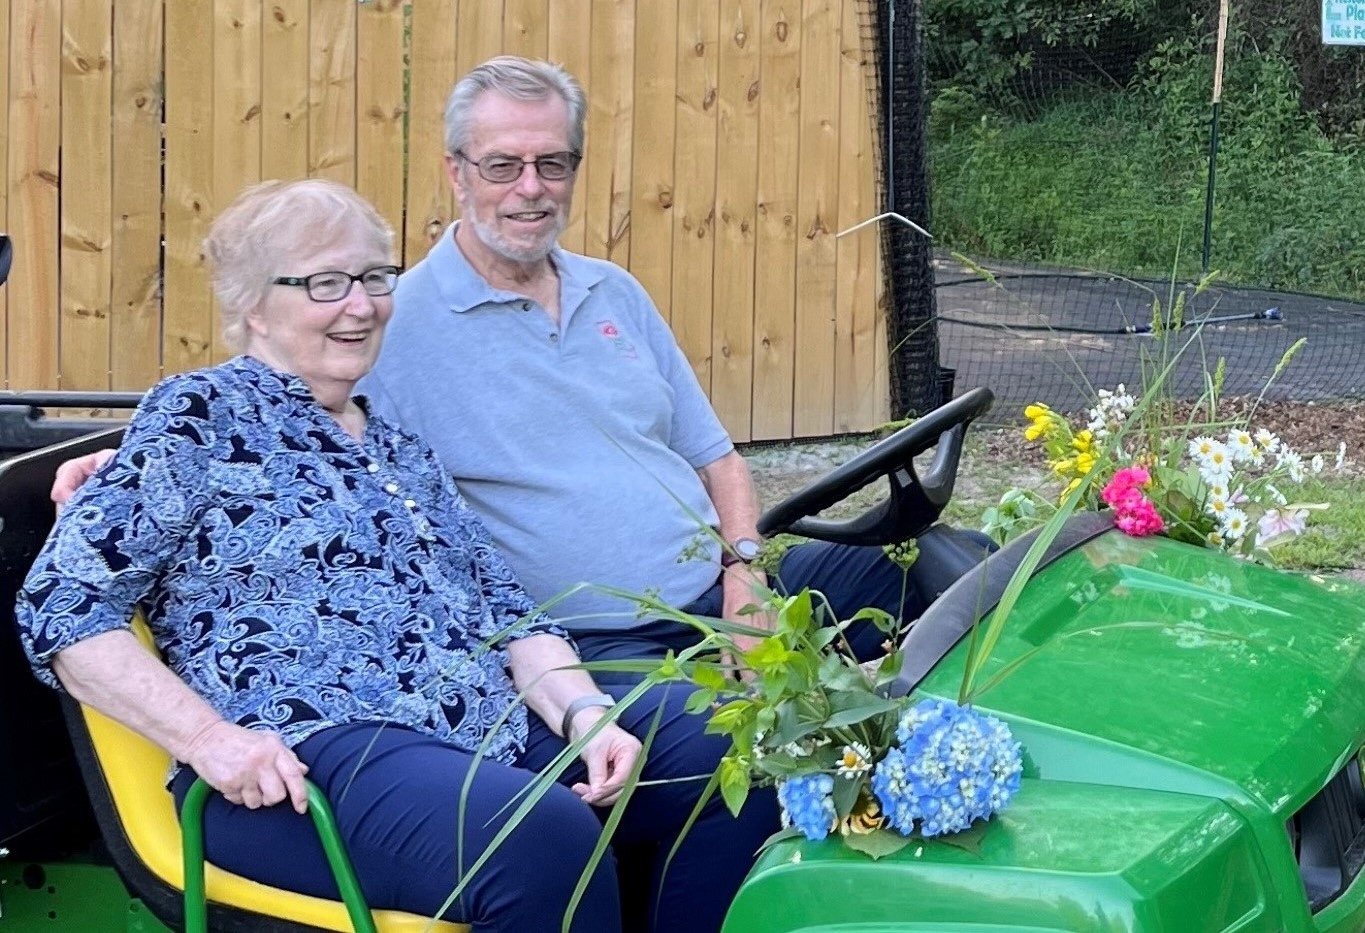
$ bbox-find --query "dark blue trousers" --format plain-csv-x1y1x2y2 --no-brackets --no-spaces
172,681,776,933
578,539,923,672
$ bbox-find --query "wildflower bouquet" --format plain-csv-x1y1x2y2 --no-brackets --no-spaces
661,584,1023,858
988,382,1338,557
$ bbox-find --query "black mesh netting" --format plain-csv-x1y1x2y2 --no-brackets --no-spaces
935,260,1365,413
856,0,1365,424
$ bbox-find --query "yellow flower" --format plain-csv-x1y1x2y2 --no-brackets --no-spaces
1052,457,1076,477
1072,430,1094,453
1024,421,1048,442
838,794,886,837
1024,403,1051,421
1060,477,1083,501
1076,451,1097,474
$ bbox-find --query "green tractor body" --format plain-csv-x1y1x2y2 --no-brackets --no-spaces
726,530,1365,932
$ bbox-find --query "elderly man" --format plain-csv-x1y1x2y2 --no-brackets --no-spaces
359,55,927,674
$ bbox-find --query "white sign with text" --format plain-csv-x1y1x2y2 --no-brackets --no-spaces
1324,1,1365,45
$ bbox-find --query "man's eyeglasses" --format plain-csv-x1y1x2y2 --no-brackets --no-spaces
454,150,582,184
272,265,401,303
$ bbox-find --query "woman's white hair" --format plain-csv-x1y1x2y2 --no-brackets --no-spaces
203,178,395,350
444,56,587,156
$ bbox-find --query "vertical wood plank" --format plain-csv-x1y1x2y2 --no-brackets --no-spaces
750,2,800,439
455,1,503,87
213,0,261,363
60,0,113,390
309,0,356,183
834,0,884,429
0,0,11,383
583,0,633,263
671,0,719,393
505,0,548,59
163,0,215,375
548,0,592,254
405,0,457,265
110,0,164,389
262,0,310,181
792,0,839,436
356,0,406,242
628,0,676,322
709,0,759,440
8,0,61,389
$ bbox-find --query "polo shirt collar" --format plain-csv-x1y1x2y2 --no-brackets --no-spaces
430,222,605,327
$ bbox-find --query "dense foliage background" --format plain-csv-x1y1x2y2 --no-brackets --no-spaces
925,0,1365,298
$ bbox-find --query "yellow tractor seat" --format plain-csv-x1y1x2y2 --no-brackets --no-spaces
62,613,468,933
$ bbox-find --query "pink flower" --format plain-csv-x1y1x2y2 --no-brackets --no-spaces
1114,497,1165,536
1101,467,1164,537
1255,507,1308,547
1101,466,1150,507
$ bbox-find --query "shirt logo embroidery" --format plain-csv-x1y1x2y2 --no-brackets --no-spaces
596,320,638,359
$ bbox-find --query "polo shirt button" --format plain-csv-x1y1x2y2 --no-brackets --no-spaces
404,498,417,510
385,482,400,493
549,333,558,341
366,462,379,473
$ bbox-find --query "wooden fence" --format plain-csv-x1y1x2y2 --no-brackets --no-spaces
0,0,887,441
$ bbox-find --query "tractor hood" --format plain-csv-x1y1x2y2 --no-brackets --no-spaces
922,529,1365,816
724,527,1365,933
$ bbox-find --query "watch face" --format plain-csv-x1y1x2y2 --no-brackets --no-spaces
734,538,763,561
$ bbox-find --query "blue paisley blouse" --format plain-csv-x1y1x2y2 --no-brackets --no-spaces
17,355,566,763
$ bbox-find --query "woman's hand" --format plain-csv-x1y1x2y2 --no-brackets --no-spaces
182,720,311,813
568,712,642,807
50,448,115,506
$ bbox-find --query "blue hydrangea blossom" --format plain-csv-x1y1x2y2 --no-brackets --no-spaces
778,773,838,840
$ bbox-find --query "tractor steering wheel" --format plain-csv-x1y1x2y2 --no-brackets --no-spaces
757,387,995,547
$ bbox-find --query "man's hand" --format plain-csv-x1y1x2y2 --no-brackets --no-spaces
51,449,115,506
568,712,642,807
722,566,776,682
182,720,311,813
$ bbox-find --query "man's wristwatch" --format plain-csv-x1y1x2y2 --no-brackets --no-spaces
560,693,616,740
721,537,763,567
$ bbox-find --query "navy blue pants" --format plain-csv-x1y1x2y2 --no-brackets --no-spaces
579,539,924,673
172,682,777,933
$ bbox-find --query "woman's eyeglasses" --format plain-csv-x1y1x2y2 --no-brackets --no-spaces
272,265,402,303
454,150,582,184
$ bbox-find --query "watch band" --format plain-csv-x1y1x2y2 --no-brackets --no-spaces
560,692,616,740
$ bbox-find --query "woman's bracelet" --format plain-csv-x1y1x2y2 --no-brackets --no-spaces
560,693,616,741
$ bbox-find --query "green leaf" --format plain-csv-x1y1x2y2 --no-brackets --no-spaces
718,755,751,817
689,664,729,692
928,821,989,856
684,687,717,715
776,590,815,639
745,636,795,672
755,826,806,855
830,773,863,818
706,699,754,735
823,691,902,730
842,829,915,860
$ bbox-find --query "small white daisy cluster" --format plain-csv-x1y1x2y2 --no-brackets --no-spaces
1185,429,1320,548
1086,384,1136,440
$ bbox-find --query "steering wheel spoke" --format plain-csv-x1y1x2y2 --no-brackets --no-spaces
759,388,995,546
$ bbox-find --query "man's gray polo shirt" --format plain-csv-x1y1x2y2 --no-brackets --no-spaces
360,225,731,631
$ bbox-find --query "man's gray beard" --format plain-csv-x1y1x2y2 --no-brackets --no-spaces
465,209,567,264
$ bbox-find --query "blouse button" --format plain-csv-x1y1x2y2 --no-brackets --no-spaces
404,498,417,510
385,482,400,494
366,462,379,473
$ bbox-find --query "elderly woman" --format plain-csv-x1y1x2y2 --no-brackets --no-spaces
15,178,732,932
